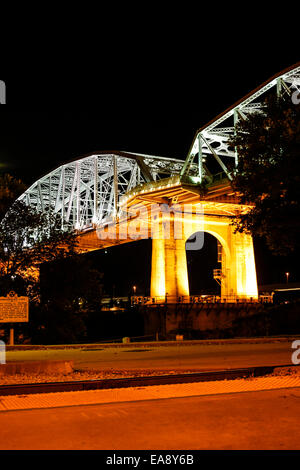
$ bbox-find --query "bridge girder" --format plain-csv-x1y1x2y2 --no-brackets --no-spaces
181,63,300,182
17,63,300,233
18,151,197,231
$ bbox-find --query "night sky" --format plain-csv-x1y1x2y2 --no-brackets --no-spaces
0,54,299,294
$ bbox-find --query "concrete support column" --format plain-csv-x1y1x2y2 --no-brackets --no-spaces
230,229,258,299
220,246,230,299
151,212,189,299
151,237,166,297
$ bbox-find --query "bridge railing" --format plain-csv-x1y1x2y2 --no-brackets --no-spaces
131,294,273,306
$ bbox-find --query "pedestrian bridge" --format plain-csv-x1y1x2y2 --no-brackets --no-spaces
17,63,300,302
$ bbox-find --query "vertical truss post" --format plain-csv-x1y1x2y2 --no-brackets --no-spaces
55,170,63,212
49,176,52,211
76,162,80,229
37,183,44,212
234,109,239,168
67,164,77,223
198,133,203,182
113,156,118,218
61,166,65,230
277,78,282,98
99,176,103,221
137,166,141,185
128,162,137,191
93,156,98,223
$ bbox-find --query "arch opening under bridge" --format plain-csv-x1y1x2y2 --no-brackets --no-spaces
186,232,221,297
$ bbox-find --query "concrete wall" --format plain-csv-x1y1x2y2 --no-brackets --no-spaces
142,303,262,339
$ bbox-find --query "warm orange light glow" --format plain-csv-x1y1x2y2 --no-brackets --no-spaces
235,232,258,299
78,178,259,303
151,238,166,297
150,210,258,301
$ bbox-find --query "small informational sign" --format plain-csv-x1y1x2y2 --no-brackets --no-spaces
0,291,29,323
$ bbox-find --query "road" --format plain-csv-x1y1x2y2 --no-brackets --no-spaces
5,341,296,371
1,388,300,450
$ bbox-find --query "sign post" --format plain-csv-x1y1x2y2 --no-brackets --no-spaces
9,327,14,346
0,291,29,345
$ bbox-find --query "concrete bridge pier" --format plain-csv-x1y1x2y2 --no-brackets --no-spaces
150,210,258,302
229,229,258,300
150,212,189,299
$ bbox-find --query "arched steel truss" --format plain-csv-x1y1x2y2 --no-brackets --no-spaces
18,151,196,231
18,63,300,231
181,63,300,182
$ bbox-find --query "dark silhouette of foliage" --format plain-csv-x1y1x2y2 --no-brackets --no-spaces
0,174,26,220
230,95,300,255
0,200,78,298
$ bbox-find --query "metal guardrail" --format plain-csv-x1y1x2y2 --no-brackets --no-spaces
131,295,274,306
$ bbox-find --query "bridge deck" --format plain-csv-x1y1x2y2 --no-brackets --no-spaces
77,177,250,253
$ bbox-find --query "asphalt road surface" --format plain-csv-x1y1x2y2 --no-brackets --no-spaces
6,341,295,371
1,388,300,450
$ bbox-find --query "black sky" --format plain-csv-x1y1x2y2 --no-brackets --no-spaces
1,54,299,184
0,53,299,291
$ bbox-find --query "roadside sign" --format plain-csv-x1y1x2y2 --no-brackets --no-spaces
0,291,29,323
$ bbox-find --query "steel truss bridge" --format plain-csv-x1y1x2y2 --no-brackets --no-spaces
13,63,300,304
18,63,300,231
18,151,199,231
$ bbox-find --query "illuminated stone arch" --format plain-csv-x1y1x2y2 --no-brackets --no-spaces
150,212,258,301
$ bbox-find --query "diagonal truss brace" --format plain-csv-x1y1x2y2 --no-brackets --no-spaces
181,63,300,183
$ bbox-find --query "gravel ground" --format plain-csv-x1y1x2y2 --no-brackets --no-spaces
269,365,300,376
0,368,203,385
0,366,299,386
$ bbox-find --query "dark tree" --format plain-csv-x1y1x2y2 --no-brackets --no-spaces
0,200,77,298
0,174,26,220
0,175,106,344
230,95,300,255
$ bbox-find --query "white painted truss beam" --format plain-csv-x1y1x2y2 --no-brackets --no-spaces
182,63,300,182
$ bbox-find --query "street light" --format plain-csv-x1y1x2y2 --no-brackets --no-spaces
286,272,290,284
133,285,136,295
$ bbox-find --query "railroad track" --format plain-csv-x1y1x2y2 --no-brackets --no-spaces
0,364,297,396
